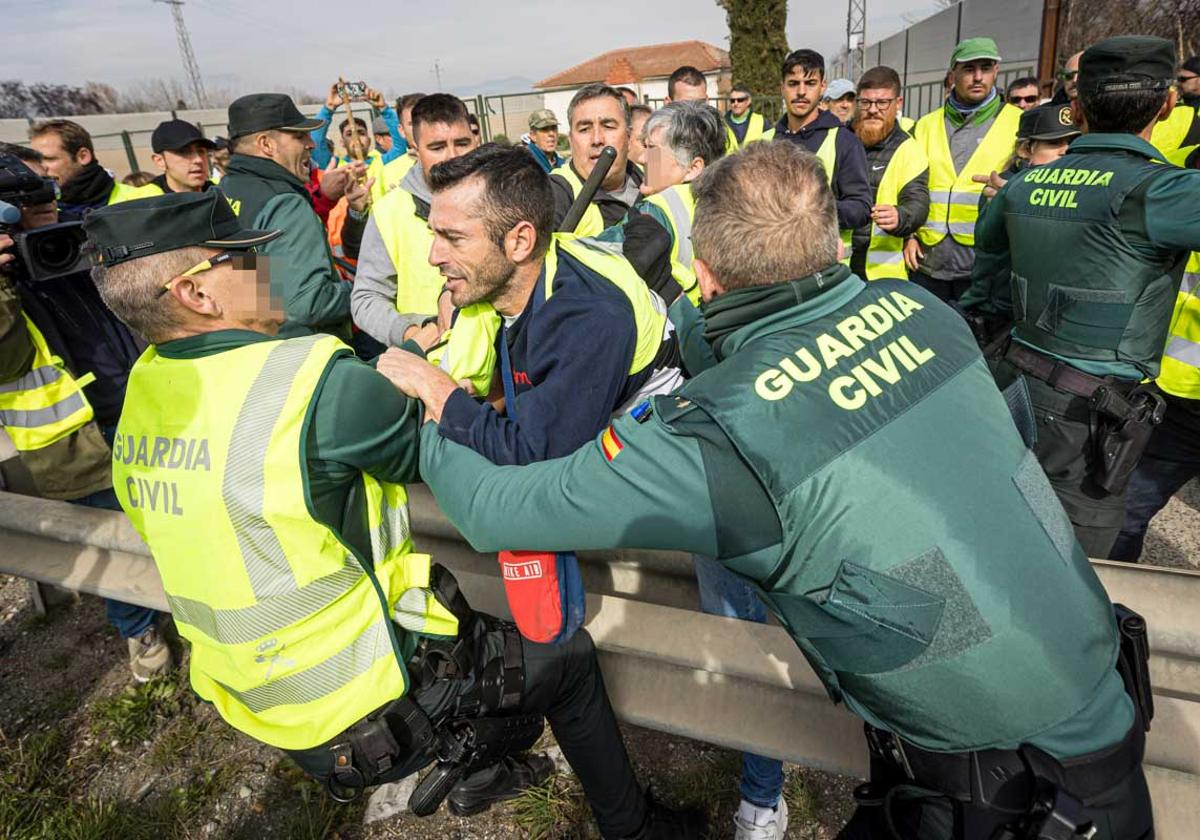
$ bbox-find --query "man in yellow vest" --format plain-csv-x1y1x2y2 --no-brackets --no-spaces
352,94,475,350
549,84,645,236
1110,142,1200,562
1150,55,1200,155
83,190,695,838
724,84,772,152
848,66,930,282
137,120,219,197
905,37,1021,302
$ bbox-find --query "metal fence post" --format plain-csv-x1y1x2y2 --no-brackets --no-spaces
120,131,138,174
475,95,490,143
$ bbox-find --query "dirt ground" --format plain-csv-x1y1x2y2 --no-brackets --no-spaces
2,482,1195,839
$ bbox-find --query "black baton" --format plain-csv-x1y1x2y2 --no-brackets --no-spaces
558,146,617,233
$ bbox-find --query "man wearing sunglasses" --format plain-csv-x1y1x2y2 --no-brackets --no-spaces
1005,76,1041,111
1150,55,1200,155
723,84,771,152
84,190,688,839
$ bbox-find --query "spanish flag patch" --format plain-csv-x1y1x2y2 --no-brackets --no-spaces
600,424,624,461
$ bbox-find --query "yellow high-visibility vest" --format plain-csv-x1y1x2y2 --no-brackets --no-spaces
724,112,772,154
1151,104,1198,157
643,183,701,306
549,164,605,237
810,128,853,266
915,103,1021,249
335,151,387,202
370,182,444,316
864,136,929,280
112,335,457,750
382,154,417,193
107,182,162,204
1157,251,1200,399
0,314,96,451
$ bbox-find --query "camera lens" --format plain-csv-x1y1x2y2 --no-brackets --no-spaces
30,229,81,272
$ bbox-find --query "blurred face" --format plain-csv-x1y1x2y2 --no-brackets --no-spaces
413,120,474,177
171,248,282,334
629,111,649,166
669,79,708,103
569,96,630,189
154,142,211,192
1062,52,1082,100
782,68,826,122
29,133,90,184
729,91,751,117
531,125,558,154
1007,83,1040,110
828,94,855,123
953,59,999,105
1029,137,1073,165
640,124,702,196
853,87,901,147
428,178,516,309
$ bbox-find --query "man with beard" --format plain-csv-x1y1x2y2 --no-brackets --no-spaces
550,84,644,236
219,93,358,342
905,38,1021,302
848,66,929,282
138,120,219,196
28,120,152,215
771,49,872,236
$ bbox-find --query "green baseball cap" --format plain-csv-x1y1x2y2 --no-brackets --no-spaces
84,191,280,268
951,37,1001,66
528,108,559,130
1018,103,1081,141
227,93,325,139
1079,36,1175,96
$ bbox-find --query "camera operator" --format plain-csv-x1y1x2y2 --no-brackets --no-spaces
0,144,168,682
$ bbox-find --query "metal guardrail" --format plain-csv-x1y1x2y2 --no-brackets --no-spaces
0,488,1197,836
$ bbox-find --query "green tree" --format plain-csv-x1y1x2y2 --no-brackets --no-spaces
717,0,790,98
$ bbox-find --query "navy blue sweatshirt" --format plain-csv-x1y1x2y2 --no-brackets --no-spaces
437,248,653,466
773,109,873,230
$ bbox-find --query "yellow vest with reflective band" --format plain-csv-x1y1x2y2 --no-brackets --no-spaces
112,335,458,750
432,234,671,395
899,115,916,134
811,128,853,266
643,183,701,306
335,151,387,202
1157,251,1200,399
382,154,417,193
915,103,1021,248
107,182,162,205
724,112,771,153
0,314,96,451
370,183,444,316
550,164,605,237
1151,104,1198,157
864,135,929,280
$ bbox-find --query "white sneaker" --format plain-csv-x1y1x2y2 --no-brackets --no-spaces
733,796,789,840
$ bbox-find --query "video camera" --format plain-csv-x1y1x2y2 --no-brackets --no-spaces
0,153,89,283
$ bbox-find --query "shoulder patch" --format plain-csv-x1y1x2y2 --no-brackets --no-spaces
600,424,624,461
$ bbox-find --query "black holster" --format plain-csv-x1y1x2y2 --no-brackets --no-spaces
1089,385,1166,495
1114,603,1154,732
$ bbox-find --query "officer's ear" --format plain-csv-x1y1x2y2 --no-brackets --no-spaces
151,153,166,174
504,220,539,263
694,258,726,303
168,274,223,319
1156,88,1179,122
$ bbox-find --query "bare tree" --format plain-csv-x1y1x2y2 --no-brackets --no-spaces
1059,0,1200,65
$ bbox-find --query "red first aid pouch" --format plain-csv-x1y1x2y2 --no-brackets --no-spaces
498,550,586,645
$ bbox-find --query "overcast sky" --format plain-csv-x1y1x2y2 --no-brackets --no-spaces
9,0,943,98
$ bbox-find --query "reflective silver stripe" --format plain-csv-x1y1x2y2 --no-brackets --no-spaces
657,189,694,268
217,617,393,713
948,221,976,236
1182,272,1200,296
929,190,954,202
167,558,362,644
0,391,85,428
394,587,430,633
867,250,906,266
222,337,325,599
0,365,63,394
929,190,980,206
1165,335,1200,369
569,236,625,258
921,220,950,234
370,487,411,564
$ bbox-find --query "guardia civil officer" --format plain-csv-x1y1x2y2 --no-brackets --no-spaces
83,191,698,840
415,142,1154,839
976,36,1200,557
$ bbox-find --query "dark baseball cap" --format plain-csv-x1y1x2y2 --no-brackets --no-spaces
1018,104,1081,141
152,119,218,154
1079,36,1175,96
85,191,280,268
227,93,325,139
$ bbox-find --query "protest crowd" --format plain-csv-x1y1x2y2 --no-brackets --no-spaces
4,21,1200,840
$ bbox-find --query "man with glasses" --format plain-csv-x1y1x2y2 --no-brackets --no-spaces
1051,51,1083,105
723,84,771,152
1005,76,1042,111
1151,55,1200,154
905,38,1021,302
219,93,370,344
848,66,929,281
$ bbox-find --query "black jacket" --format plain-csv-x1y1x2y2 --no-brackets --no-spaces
849,123,930,278
772,110,873,230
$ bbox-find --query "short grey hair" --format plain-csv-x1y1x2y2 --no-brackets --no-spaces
566,83,630,131
691,142,838,290
641,102,726,168
91,246,211,343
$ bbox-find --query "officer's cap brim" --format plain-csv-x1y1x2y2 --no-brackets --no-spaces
279,117,326,133
202,228,283,249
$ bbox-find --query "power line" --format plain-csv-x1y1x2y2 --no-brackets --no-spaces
153,0,208,108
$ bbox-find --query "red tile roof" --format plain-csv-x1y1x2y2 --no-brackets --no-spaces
535,40,731,90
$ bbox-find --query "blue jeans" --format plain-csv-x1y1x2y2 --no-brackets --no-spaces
693,555,783,808
69,426,159,640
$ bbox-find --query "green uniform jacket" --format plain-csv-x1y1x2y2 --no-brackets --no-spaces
421,269,1133,760
975,133,1200,379
218,155,352,343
